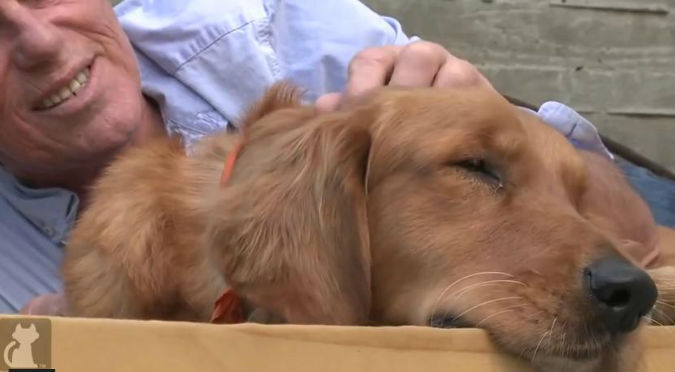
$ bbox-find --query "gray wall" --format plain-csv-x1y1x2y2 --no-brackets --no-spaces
363,0,675,171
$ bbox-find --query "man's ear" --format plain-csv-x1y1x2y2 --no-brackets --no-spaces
210,102,374,325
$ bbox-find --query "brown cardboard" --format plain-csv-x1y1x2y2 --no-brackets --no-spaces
1,315,673,372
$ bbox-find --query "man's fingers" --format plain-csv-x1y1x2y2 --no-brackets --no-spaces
433,55,494,90
336,42,495,111
345,45,401,99
314,92,343,112
389,41,449,87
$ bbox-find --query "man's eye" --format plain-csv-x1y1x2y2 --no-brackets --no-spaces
451,158,504,188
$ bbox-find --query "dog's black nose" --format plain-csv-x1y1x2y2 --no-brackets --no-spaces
585,257,657,333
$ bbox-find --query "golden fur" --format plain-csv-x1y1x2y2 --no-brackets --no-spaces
63,84,674,370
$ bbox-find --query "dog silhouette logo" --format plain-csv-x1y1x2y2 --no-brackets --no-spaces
0,318,51,371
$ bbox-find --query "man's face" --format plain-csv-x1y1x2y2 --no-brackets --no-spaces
0,0,143,183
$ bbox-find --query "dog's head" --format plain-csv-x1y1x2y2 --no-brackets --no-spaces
207,84,659,370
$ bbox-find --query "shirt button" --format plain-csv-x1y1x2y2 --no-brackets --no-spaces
43,226,54,237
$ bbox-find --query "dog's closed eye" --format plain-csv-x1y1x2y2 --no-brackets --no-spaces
451,158,504,189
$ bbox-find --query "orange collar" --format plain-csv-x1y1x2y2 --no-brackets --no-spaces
211,141,247,324
220,141,244,187
211,288,246,324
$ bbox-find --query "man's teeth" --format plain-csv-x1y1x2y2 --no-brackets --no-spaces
39,69,89,110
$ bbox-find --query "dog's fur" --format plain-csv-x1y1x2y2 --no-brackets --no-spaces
63,84,674,370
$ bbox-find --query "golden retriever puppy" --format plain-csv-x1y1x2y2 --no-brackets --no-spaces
63,84,672,370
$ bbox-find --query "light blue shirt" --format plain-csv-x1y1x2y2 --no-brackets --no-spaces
0,0,609,313
115,0,412,148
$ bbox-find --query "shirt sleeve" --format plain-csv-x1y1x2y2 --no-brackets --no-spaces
115,0,414,139
264,0,413,99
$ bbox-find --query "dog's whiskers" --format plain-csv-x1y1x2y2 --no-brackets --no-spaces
453,279,526,300
655,299,675,310
474,303,523,327
646,315,665,327
651,306,674,321
559,320,568,360
451,296,523,322
428,271,514,322
531,316,557,364
436,279,525,322
547,316,557,345
530,331,549,363
516,309,544,361
645,307,671,326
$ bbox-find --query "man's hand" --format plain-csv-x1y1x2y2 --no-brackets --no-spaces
316,41,494,111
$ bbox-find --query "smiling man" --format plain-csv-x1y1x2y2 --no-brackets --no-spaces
0,0,164,196
0,0,499,314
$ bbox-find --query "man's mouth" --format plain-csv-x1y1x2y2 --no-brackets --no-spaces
36,66,91,111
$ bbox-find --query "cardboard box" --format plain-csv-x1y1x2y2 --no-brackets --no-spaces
1,315,673,371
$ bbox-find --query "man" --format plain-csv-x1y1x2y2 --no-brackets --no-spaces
1,0,672,314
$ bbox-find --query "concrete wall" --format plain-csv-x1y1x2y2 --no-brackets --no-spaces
362,0,675,171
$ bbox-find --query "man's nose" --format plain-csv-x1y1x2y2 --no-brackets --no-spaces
2,3,63,70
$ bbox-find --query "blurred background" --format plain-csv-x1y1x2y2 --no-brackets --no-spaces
111,0,674,173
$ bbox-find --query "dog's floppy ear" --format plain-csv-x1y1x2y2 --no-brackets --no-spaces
209,90,374,325
236,82,306,133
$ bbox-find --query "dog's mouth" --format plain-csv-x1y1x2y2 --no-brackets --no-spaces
428,312,609,362
428,313,474,329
